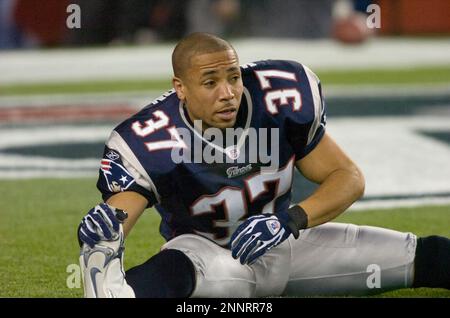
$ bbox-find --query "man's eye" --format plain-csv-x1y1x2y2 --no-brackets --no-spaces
204,81,215,87
230,76,240,83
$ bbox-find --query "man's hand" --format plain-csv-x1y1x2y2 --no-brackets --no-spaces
230,213,292,265
78,203,128,248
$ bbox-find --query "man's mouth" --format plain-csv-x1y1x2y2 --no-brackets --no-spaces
216,107,237,121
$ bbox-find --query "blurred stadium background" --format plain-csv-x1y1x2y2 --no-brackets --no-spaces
0,0,449,297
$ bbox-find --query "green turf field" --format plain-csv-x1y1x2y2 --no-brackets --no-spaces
1,66,450,96
0,178,449,298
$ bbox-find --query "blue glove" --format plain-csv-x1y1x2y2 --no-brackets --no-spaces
230,212,293,265
78,203,127,248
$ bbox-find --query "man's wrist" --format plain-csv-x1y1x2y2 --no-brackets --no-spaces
285,205,309,239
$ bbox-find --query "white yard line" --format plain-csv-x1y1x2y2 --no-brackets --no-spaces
1,38,450,85
350,197,450,211
324,84,450,98
0,170,96,179
0,126,111,148
328,116,450,197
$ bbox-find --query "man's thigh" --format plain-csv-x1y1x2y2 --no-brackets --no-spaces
284,222,417,296
162,234,257,297
162,234,292,297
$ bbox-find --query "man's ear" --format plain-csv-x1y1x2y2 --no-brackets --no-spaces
173,77,186,101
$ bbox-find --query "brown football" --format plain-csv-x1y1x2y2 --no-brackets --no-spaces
332,14,373,44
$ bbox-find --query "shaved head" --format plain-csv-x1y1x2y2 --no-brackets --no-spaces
171,33,243,131
172,33,236,78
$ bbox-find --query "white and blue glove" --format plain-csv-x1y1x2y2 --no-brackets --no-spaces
230,206,308,265
78,203,128,248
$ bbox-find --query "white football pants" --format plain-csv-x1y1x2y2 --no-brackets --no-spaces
162,222,417,297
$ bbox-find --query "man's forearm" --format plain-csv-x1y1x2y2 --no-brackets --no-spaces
106,191,148,237
297,167,365,228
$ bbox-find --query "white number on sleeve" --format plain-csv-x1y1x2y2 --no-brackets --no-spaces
255,70,302,114
132,110,169,137
132,110,186,152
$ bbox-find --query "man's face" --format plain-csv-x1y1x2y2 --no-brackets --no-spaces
173,49,243,130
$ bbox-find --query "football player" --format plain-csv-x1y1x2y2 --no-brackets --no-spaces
78,33,450,298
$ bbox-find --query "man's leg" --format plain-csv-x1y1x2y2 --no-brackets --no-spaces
162,234,258,298
413,235,450,289
80,234,196,298
283,222,418,296
124,233,312,298
125,249,196,298
88,232,281,298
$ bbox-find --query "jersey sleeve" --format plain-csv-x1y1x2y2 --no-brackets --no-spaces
96,131,159,207
285,63,327,160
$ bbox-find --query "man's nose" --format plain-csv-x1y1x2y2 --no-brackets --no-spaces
219,83,235,101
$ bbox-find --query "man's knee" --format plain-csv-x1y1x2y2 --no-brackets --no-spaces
126,249,195,298
163,234,257,297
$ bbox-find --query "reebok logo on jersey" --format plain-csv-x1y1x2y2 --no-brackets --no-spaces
266,219,281,235
106,150,120,161
226,164,253,178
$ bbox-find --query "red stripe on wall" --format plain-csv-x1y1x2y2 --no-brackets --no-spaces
0,103,139,123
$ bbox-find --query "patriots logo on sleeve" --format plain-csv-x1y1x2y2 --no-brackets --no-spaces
100,158,136,193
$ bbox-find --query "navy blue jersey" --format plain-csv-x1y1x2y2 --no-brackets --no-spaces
97,60,326,246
